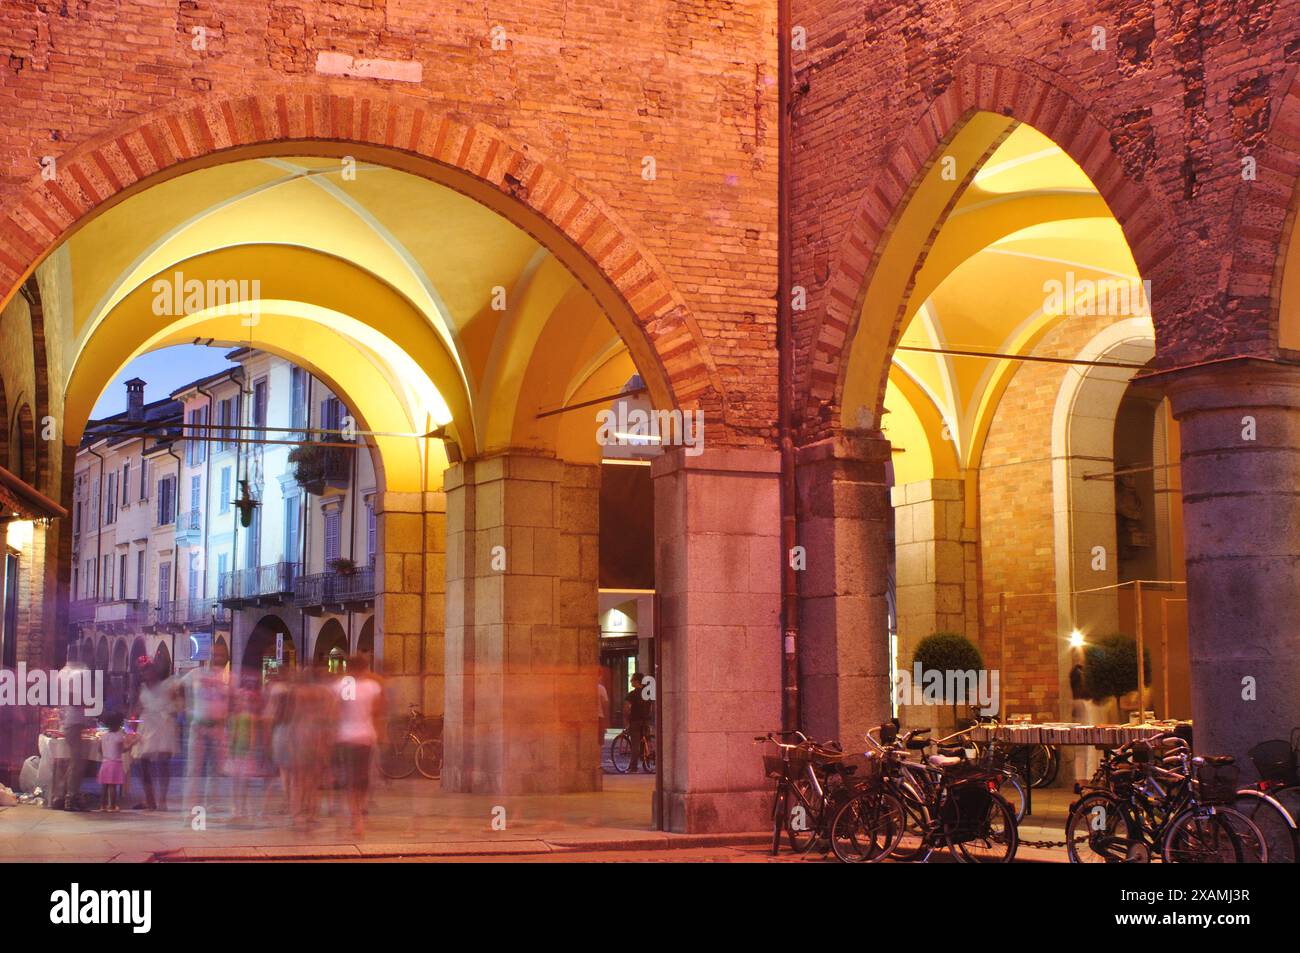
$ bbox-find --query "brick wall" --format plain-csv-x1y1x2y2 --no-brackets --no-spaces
0,0,780,445
789,0,1300,435
978,308,1133,717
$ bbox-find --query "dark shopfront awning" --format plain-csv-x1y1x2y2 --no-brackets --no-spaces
0,465,66,523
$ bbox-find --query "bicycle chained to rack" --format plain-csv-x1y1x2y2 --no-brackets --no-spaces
1065,732,1269,863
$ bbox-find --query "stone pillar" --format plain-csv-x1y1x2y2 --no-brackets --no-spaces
652,447,780,833
794,431,894,746
1156,358,1300,766
443,452,601,794
892,478,977,730
376,490,445,716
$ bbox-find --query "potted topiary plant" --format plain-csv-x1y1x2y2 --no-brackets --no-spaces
911,631,985,726
1082,632,1151,721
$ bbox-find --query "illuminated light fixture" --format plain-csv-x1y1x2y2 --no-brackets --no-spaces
1068,629,1084,648
6,520,34,550
613,432,661,443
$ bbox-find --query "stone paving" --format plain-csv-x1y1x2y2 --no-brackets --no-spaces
0,771,1080,862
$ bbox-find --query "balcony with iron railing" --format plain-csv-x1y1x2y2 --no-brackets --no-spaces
154,599,231,630
219,561,300,607
68,599,98,625
293,566,376,613
92,599,152,631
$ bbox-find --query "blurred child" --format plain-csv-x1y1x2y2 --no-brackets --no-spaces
97,712,133,812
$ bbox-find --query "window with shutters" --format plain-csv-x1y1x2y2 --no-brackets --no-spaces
119,554,127,600
122,463,130,504
366,499,376,564
253,378,268,441
139,459,148,500
283,495,300,564
220,467,232,513
136,550,146,600
291,367,307,435
324,509,341,565
158,562,171,606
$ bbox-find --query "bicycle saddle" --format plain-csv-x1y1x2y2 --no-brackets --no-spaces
928,754,962,768
1200,754,1234,766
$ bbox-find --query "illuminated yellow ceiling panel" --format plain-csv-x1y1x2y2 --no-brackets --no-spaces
887,121,1146,480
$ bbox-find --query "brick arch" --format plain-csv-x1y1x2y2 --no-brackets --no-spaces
19,276,51,492
0,87,722,418
806,60,1182,437
1254,64,1300,350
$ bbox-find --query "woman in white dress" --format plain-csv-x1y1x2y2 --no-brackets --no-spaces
131,656,179,811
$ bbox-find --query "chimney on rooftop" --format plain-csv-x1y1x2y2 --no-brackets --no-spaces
125,378,146,422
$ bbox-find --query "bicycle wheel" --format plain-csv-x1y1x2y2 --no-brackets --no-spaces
951,792,1018,863
1231,790,1297,863
997,772,1026,822
1211,806,1270,863
415,738,443,780
770,786,786,855
784,777,820,853
829,787,904,863
610,733,632,773
1026,745,1054,788
1038,745,1061,787
377,732,418,779
643,737,656,772
890,778,935,863
1163,808,1260,863
1066,792,1139,863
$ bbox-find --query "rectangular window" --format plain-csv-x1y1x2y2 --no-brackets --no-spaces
158,562,171,606
92,478,99,528
84,559,94,598
103,559,112,600
253,378,268,441
139,459,148,501
157,477,175,526
245,507,261,571
122,463,130,504
186,410,197,466
136,550,146,600
283,495,300,565
324,509,341,565
104,472,117,525
190,475,202,526
220,467,232,513
73,501,81,535
321,396,342,433
291,367,307,435
217,552,229,598
366,501,377,561
188,563,199,604
119,554,127,600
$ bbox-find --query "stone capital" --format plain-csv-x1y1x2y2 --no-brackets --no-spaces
1139,357,1300,417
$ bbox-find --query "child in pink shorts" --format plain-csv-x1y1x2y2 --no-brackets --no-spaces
97,712,129,812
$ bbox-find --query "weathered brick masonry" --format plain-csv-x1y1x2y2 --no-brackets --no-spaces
0,0,781,444
789,0,1300,435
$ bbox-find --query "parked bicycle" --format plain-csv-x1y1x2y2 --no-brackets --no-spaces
756,730,871,856
1230,729,1300,864
1065,734,1268,863
923,726,1028,822
831,722,1018,863
378,704,443,780
610,728,656,773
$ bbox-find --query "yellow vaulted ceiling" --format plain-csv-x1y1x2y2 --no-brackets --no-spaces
59,155,635,487
884,124,1152,486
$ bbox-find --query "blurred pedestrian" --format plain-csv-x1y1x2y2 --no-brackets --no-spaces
180,645,230,816
288,666,335,827
51,651,90,811
333,655,383,838
131,657,178,811
96,711,130,812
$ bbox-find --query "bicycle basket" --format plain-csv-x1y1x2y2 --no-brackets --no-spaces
763,755,787,780
1194,760,1239,806
939,776,998,844
1248,739,1298,785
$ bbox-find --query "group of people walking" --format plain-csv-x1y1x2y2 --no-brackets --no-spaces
53,650,385,837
